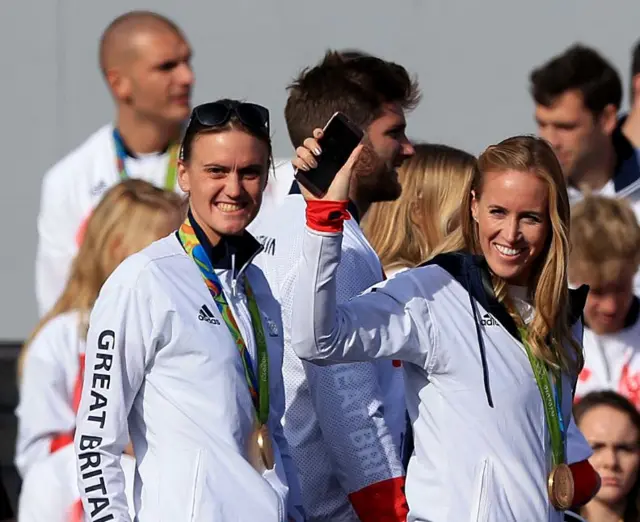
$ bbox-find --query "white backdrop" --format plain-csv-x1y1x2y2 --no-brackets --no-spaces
2,0,640,338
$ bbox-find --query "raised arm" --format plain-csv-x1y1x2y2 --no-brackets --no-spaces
290,129,435,369
292,222,432,368
282,242,408,520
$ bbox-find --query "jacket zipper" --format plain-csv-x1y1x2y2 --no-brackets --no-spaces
226,246,288,522
230,244,264,296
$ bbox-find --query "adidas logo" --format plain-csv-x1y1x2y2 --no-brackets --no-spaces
480,313,496,327
198,305,220,325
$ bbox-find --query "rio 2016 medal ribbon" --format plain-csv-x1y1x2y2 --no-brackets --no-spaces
179,215,274,472
519,327,573,510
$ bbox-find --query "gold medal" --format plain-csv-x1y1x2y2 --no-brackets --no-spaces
247,422,275,472
548,463,574,510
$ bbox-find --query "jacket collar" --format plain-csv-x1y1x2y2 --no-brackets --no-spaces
418,252,588,408
183,208,263,272
612,115,640,193
421,252,588,341
112,127,171,158
625,296,640,328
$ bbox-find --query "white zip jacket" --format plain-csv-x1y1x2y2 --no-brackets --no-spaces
15,310,85,477
35,124,183,316
250,189,406,521
575,297,640,407
291,226,593,522
74,228,303,522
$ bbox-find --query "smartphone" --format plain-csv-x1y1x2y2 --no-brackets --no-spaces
294,112,364,198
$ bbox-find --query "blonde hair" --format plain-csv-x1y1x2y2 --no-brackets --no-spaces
569,195,640,286
19,179,186,378
432,135,581,375
362,143,476,273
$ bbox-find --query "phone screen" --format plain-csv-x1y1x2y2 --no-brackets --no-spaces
295,113,364,198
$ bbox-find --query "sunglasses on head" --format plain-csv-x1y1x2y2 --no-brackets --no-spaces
188,100,270,136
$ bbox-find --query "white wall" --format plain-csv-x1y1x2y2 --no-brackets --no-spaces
2,0,639,338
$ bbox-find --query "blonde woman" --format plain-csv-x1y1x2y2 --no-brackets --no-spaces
362,143,475,277
290,133,600,521
15,179,185,479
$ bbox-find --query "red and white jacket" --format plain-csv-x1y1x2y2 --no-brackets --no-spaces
16,311,87,477
575,297,640,408
16,310,136,521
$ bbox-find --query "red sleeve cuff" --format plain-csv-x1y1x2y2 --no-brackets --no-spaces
305,200,351,233
570,459,600,508
348,476,409,522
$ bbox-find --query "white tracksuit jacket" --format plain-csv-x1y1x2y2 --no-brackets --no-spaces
35,124,183,317
74,231,303,522
16,310,86,478
291,227,593,522
250,190,406,521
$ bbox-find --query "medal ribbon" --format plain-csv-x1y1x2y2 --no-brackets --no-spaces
519,328,565,466
178,215,269,426
113,128,179,190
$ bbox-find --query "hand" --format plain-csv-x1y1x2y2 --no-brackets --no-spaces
292,128,363,202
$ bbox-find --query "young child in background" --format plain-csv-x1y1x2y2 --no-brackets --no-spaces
570,195,640,408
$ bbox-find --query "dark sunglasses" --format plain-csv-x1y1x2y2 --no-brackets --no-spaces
188,100,270,136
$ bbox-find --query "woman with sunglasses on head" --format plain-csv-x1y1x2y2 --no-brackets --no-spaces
74,99,303,522
289,131,601,521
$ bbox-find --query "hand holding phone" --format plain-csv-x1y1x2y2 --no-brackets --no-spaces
293,112,364,199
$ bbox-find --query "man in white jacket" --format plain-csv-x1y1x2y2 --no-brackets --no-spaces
35,10,193,315
251,50,420,522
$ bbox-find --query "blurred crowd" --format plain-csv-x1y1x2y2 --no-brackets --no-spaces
5,8,640,522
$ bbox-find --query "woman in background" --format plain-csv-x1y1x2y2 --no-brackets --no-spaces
16,179,185,474
362,143,475,277
575,391,640,522
16,179,185,521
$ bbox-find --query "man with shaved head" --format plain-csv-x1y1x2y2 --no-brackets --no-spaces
35,10,193,316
